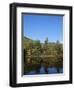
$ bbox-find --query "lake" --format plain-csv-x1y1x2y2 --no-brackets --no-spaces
24,67,63,75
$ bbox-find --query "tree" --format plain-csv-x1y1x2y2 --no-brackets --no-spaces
34,40,41,50
54,40,63,72
43,37,49,55
45,37,48,44
34,40,41,55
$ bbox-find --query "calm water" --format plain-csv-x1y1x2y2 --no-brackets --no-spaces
25,67,63,75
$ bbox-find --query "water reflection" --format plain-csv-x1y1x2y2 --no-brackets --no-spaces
24,67,63,75
24,56,63,75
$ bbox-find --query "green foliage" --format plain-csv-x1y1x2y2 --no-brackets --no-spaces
24,36,63,72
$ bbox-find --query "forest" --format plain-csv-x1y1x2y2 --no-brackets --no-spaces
23,37,63,75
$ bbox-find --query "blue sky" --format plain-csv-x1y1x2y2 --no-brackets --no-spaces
23,14,63,43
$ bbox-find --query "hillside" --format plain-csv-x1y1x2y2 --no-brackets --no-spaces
24,36,33,42
23,36,63,51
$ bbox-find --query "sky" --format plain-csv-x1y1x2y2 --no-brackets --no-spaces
23,14,63,43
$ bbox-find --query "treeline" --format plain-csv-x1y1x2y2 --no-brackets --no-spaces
24,37,63,69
